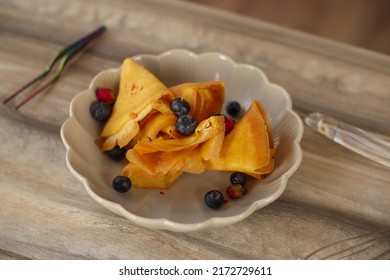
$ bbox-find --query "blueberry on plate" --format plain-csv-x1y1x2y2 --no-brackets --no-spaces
226,101,241,117
112,175,132,193
204,190,225,209
90,101,112,122
108,145,127,161
170,98,190,116
230,171,247,186
176,114,196,136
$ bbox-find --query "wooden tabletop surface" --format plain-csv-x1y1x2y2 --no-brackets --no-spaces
1,0,389,260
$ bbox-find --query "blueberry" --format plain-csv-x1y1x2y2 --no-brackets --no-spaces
170,98,190,116
226,101,241,117
108,145,127,161
90,101,112,122
204,190,225,209
176,114,196,136
230,172,247,186
112,175,132,193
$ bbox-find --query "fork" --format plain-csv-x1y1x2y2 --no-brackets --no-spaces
2,25,106,110
305,229,390,259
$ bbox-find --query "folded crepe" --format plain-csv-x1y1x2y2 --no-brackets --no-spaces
100,58,175,151
121,162,183,189
206,100,275,178
169,81,224,124
99,58,274,188
127,115,225,173
100,58,225,151
159,81,225,139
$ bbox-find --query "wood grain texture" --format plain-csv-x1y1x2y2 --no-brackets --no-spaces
0,0,389,260
185,0,390,55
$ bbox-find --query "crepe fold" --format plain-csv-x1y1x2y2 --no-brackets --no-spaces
122,115,225,189
99,58,274,189
206,100,275,178
101,58,175,151
100,58,225,151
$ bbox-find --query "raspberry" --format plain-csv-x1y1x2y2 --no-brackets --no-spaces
224,116,235,135
226,184,247,199
96,88,115,104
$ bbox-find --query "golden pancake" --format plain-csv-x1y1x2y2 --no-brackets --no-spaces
100,58,175,150
99,59,274,188
121,162,182,189
125,115,225,177
207,100,274,178
169,81,224,124
253,99,273,148
130,99,177,144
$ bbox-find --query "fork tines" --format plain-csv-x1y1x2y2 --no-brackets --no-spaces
3,25,106,110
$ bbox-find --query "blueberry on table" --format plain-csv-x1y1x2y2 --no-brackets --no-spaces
204,190,225,209
108,145,127,161
226,101,241,117
230,171,247,186
176,114,196,136
90,101,112,122
170,98,190,116
112,175,132,193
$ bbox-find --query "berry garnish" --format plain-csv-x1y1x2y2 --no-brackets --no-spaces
204,190,225,209
96,88,115,104
224,115,235,135
90,101,112,122
108,145,127,161
226,101,241,117
230,172,247,186
112,175,132,193
170,98,190,116
227,184,247,199
176,114,196,136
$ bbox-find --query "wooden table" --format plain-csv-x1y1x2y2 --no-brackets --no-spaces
1,0,389,260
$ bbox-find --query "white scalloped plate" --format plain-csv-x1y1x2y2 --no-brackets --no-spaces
60,49,304,232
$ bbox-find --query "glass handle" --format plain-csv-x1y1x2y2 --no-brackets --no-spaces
304,112,390,167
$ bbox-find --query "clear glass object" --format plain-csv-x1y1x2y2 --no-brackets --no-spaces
304,113,390,167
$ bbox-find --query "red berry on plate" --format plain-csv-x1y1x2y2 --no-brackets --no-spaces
227,184,247,199
96,88,115,104
224,115,235,135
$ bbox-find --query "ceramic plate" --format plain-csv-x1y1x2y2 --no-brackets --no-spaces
61,49,303,232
